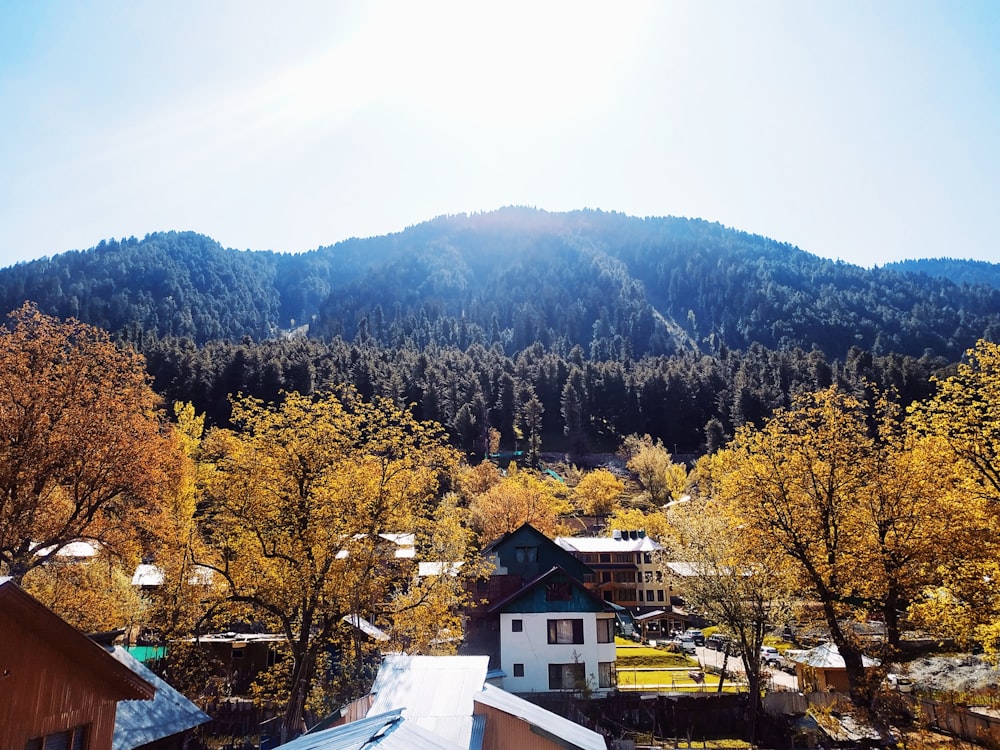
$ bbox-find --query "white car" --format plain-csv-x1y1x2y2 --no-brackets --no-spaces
760,646,786,669
670,635,698,654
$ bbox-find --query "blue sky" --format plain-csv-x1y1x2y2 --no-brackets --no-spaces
1,1,998,269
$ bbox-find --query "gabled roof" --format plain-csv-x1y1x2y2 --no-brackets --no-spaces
281,710,467,750
110,647,210,750
0,580,155,702
481,524,593,580
369,654,489,749
474,683,606,750
486,566,612,615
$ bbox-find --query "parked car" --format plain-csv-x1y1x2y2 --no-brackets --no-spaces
684,628,705,646
668,635,698,654
705,635,739,654
760,646,786,669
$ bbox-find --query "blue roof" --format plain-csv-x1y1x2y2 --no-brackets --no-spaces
109,646,210,750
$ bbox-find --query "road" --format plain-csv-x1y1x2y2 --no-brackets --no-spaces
695,646,800,692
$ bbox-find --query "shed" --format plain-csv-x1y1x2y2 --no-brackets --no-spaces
0,579,155,750
790,642,880,694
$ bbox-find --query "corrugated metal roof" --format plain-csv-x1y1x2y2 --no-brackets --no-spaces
369,654,489,749
474,684,606,750
555,535,663,553
281,710,468,750
792,642,880,668
110,647,210,750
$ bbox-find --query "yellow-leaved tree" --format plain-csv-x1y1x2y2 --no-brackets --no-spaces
907,340,1000,651
469,463,572,540
197,389,480,741
621,434,689,505
712,386,959,709
666,496,794,744
573,468,625,517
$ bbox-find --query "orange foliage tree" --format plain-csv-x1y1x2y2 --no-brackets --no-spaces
0,304,177,584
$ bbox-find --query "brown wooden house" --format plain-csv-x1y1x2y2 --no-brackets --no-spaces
0,578,155,750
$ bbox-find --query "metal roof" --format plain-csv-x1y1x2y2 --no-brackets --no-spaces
109,647,210,750
555,535,663,553
343,614,390,642
369,654,489,749
474,684,607,750
791,642,880,668
281,710,467,750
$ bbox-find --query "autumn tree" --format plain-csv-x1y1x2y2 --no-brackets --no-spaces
573,468,624,517
0,303,177,584
621,434,689,505
666,498,793,744
197,389,477,741
469,464,570,540
907,340,1000,650
712,386,957,708
605,506,672,545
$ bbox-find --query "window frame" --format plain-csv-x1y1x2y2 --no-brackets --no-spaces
547,618,585,644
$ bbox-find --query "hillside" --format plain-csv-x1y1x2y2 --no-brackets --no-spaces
883,257,1000,291
1,208,997,361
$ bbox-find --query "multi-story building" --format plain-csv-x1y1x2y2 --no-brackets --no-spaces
555,530,672,611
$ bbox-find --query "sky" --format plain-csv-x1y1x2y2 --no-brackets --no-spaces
1,1,999,270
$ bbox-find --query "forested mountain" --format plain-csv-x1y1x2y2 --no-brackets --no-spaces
2,208,998,360
883,257,1000,291
2,208,997,456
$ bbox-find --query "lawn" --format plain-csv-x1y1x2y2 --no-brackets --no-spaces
615,640,742,693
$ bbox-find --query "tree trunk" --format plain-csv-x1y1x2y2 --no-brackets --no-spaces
884,584,901,650
281,650,314,743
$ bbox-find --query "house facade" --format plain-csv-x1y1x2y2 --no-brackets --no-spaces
556,530,671,610
0,579,155,750
489,567,617,694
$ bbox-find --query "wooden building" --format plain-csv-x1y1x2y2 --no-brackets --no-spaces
0,578,155,750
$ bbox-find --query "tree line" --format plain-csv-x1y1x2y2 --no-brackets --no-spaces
137,332,951,460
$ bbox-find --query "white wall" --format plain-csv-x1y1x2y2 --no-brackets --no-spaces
498,612,616,694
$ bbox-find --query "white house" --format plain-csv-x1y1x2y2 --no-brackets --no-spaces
487,566,617,694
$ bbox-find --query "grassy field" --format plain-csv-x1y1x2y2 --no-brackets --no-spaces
615,640,742,693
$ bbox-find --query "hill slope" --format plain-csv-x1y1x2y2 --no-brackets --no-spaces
1,208,997,360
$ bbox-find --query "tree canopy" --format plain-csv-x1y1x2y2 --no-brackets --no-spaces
0,303,178,583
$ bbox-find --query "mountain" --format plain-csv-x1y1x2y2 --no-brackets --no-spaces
1,208,998,362
883,258,1000,291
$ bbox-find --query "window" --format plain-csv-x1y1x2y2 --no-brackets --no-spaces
547,618,584,644
548,662,586,690
598,662,616,688
513,663,525,677
515,546,538,563
596,618,614,643
545,581,571,601
644,552,653,564
637,590,643,602
657,589,665,602
647,590,654,602
617,589,637,602
25,726,88,750
600,571,611,583
599,553,611,563
511,618,523,632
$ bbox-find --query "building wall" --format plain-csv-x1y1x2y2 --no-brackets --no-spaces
474,700,576,750
0,608,120,750
498,612,616,694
